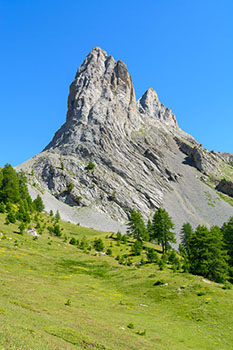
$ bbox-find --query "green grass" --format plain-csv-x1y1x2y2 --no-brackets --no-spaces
0,212,232,349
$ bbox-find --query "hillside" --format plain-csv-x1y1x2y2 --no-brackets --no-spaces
0,211,233,349
16,47,233,236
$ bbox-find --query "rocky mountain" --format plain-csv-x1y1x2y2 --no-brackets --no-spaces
17,47,233,238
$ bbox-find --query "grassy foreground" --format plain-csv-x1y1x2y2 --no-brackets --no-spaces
0,213,232,349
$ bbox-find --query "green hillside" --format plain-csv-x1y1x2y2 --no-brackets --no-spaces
0,212,232,350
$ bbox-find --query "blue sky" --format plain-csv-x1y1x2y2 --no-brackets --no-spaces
0,0,232,167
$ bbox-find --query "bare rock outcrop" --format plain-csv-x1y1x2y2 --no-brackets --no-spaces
216,179,233,198
17,47,233,233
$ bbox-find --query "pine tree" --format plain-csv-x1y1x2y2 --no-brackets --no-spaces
180,222,194,258
127,209,148,241
189,225,228,282
55,210,61,222
151,208,176,253
33,195,44,212
221,217,233,267
0,164,20,203
131,239,143,256
93,238,104,251
147,219,153,240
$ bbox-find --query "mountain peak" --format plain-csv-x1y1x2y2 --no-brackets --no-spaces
137,88,178,128
66,47,136,124
18,48,233,236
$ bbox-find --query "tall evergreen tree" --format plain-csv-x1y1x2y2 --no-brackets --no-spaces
147,219,153,240
0,164,20,203
127,209,148,241
33,195,44,212
18,170,33,210
221,217,233,267
180,222,194,258
152,208,176,253
189,225,228,282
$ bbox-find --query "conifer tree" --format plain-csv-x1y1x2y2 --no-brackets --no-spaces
180,222,194,258
221,217,233,267
0,164,20,203
127,209,148,241
189,225,228,282
151,208,176,253
33,195,44,212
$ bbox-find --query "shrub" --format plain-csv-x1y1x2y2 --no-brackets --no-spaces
80,237,88,250
64,299,71,306
159,259,165,270
67,182,74,192
87,161,95,171
136,330,146,336
116,231,122,241
106,248,112,256
93,238,104,251
69,237,77,245
127,323,134,329
146,248,159,263
53,224,62,237
55,210,61,222
18,222,26,235
121,235,128,244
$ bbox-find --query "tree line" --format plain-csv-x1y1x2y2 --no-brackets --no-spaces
127,208,233,283
0,164,44,228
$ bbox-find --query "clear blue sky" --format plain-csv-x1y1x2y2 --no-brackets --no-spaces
0,0,232,167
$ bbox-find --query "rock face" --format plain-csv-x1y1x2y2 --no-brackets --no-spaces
17,47,233,234
216,179,233,198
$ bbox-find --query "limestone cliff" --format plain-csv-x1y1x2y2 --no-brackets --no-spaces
17,47,233,235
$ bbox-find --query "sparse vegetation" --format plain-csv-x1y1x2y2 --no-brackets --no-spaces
87,161,95,171
0,165,233,349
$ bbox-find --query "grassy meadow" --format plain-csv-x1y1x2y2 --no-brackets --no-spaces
0,212,232,349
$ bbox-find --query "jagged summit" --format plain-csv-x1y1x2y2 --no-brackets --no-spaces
137,88,178,128
47,47,177,151
17,47,233,236
65,46,136,124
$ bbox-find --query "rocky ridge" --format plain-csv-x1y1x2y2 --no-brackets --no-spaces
17,47,233,235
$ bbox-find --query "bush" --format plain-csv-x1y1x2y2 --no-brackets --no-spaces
93,238,104,251
121,235,127,244
55,210,60,222
87,161,95,171
48,223,62,237
116,231,122,241
127,323,134,329
53,224,62,237
80,237,88,251
67,182,74,192
69,237,77,245
18,222,26,235
146,248,159,263
159,259,165,270
106,248,112,256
